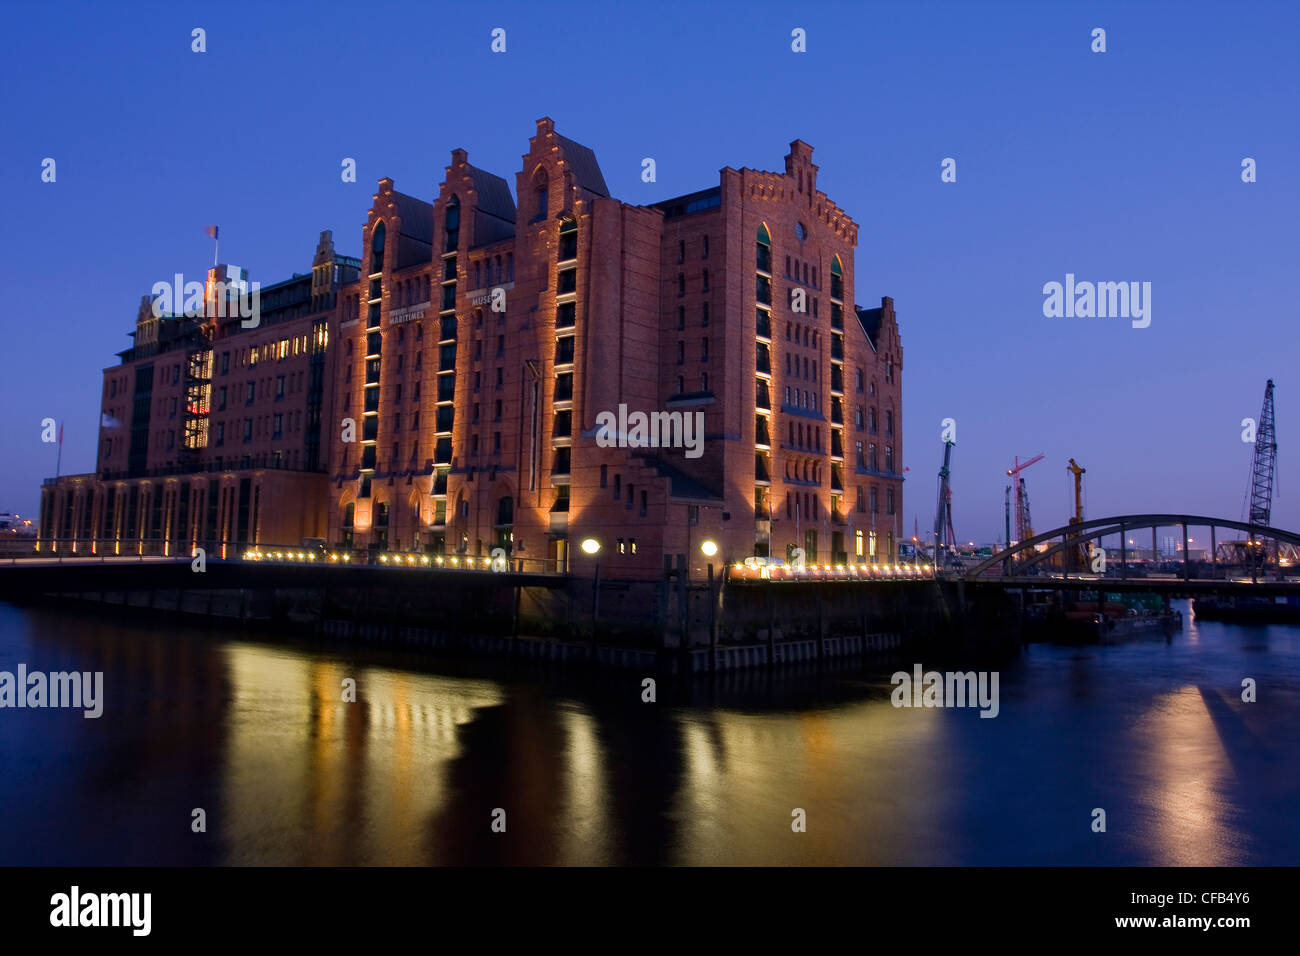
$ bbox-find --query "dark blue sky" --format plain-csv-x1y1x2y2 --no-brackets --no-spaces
4,0,1296,543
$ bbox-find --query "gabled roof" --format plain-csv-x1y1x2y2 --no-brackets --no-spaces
855,306,882,352
390,191,434,245
553,131,609,198
467,164,516,223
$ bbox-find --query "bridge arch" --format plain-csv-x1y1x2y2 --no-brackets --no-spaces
965,514,1300,580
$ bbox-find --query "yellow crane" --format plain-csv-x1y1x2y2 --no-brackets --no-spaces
1067,458,1087,570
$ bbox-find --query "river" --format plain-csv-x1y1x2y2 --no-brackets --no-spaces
0,600,1296,865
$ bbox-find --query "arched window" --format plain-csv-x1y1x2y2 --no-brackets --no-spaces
342,502,355,528
756,223,772,272
370,222,386,274
444,196,460,252
497,496,514,526
830,256,843,300
533,169,549,221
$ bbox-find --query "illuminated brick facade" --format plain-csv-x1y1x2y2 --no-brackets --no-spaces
41,119,904,575
328,119,904,576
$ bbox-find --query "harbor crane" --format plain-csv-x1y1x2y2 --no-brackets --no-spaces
1247,380,1277,527
934,438,956,565
1006,454,1044,546
1244,379,1277,576
1067,458,1087,570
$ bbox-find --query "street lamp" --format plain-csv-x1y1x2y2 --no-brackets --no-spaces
700,540,720,661
580,538,601,650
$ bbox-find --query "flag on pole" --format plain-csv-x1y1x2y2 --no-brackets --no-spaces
205,225,219,239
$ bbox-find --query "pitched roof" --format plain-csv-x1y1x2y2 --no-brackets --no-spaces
554,131,609,198
390,191,433,245
855,306,882,352
467,165,516,223
466,164,516,247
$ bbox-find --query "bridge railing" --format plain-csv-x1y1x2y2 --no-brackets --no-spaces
964,514,1300,583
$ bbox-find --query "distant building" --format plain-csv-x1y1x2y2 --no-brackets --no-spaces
41,119,905,576
38,235,358,557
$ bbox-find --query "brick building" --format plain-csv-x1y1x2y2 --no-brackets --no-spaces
329,118,903,577
41,119,904,577
38,233,358,557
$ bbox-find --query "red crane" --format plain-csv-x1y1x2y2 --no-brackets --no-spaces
1006,454,1044,545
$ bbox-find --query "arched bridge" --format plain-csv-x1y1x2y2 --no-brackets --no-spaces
965,513,1300,590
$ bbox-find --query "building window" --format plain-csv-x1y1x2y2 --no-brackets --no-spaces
756,223,771,272
559,218,578,260
534,171,548,222
371,221,386,273
702,236,709,259
444,196,460,252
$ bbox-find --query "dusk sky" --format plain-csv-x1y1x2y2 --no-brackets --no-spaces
3,0,1296,543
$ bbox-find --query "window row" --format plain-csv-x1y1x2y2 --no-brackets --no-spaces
676,235,710,263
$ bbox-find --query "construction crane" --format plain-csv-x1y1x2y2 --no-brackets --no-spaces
1247,380,1277,526
1067,458,1087,570
1244,380,1277,576
1006,454,1044,546
933,439,956,565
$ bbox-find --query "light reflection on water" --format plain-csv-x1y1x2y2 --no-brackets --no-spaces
0,600,1296,865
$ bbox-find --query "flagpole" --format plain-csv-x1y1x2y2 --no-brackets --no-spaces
55,424,63,480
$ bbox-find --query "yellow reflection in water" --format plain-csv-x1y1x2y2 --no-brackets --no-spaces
674,700,951,865
219,642,503,864
1130,687,1245,866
